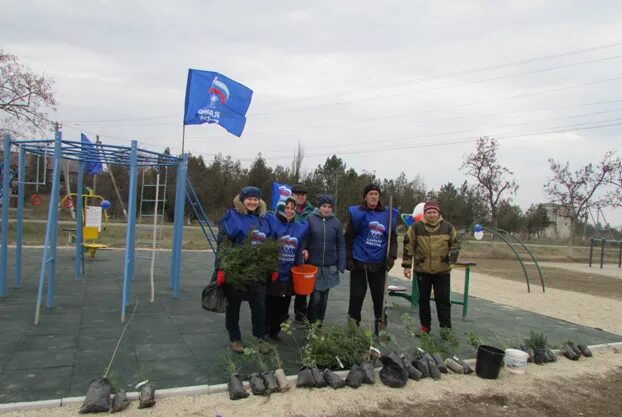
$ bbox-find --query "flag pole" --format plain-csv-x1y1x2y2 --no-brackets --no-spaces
181,124,186,155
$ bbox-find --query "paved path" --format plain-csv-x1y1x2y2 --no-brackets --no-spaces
537,261,622,279
0,249,619,404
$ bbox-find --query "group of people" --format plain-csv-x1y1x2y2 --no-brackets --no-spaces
214,183,458,353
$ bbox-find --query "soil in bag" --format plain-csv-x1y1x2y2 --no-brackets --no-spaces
228,374,249,400
431,353,448,374
361,360,376,384
79,377,112,414
311,367,327,388
346,364,365,388
249,373,267,395
577,343,592,357
138,383,156,409
110,389,131,413
297,366,316,388
323,369,346,389
261,371,279,394
401,354,422,380
379,352,408,388
453,356,473,374
274,369,290,392
423,353,442,380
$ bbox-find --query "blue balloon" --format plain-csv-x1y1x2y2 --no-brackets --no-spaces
100,200,111,209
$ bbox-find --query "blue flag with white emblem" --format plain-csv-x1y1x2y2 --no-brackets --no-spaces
183,69,253,137
80,134,104,175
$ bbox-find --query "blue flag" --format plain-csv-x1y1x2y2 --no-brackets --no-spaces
183,69,253,137
80,134,104,175
271,182,292,210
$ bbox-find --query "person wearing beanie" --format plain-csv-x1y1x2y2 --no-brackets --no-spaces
266,198,309,339
214,185,277,353
344,184,399,335
301,194,346,325
401,201,458,334
290,183,315,322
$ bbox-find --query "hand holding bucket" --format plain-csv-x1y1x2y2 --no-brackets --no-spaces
291,257,318,296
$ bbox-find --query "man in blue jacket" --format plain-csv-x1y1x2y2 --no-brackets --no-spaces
345,184,398,335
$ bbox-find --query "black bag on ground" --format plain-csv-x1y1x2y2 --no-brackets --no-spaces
138,383,156,409
520,345,534,363
110,389,131,413
249,373,267,395
296,366,316,388
379,352,409,388
444,358,464,374
228,374,249,400
400,354,422,380
545,348,557,362
431,353,448,374
360,360,376,384
561,344,580,360
261,371,279,394
79,377,112,414
577,343,592,357
453,356,473,374
569,342,583,357
423,353,441,380
533,348,546,365
412,358,430,378
323,369,346,389
345,364,365,388
311,367,327,388
201,281,227,313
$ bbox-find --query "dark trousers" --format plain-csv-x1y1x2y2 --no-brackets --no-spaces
417,272,451,329
293,294,308,321
308,289,330,324
348,268,386,323
223,284,267,342
266,295,291,337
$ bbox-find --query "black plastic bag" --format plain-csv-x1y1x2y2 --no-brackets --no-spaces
228,374,249,400
296,366,316,388
110,389,131,413
533,348,546,365
201,281,227,313
138,383,156,409
412,358,430,378
561,344,580,361
79,377,112,414
400,354,422,380
520,345,534,363
431,353,448,374
570,342,583,357
423,353,441,380
311,367,327,388
577,343,592,357
323,369,346,389
345,364,365,388
545,347,557,362
261,371,279,394
360,360,376,384
444,358,464,374
379,352,408,388
249,373,266,395
452,356,473,374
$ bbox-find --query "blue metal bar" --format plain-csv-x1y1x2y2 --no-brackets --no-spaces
1,134,11,297
15,145,25,288
121,140,138,322
170,153,188,298
34,130,63,324
46,130,62,308
75,161,84,280
185,178,217,253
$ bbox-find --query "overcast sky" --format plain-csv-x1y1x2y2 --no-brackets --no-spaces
2,0,621,225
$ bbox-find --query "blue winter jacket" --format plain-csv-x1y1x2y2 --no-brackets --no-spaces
305,209,346,272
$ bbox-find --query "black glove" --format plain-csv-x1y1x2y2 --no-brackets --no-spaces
386,258,395,271
449,247,460,264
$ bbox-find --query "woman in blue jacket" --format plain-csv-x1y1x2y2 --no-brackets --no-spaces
302,194,346,324
215,186,277,353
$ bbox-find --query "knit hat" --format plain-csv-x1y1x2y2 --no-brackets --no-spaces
317,194,335,208
291,183,307,194
423,201,441,213
239,186,261,201
363,183,381,198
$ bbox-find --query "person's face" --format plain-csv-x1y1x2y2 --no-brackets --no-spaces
319,203,333,217
424,208,440,223
365,190,380,208
293,192,307,206
243,197,260,212
283,202,295,220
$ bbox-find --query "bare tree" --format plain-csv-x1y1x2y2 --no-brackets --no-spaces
1,50,56,137
605,155,622,207
290,142,304,183
544,151,616,246
461,137,518,227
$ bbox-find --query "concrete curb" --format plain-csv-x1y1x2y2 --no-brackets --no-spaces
0,341,620,412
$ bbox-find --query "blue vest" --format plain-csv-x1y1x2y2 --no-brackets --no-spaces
221,208,277,245
349,205,399,263
275,219,309,282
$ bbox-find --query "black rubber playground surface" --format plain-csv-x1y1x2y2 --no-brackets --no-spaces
0,248,619,403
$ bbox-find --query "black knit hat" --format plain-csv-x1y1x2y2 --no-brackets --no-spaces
363,183,381,198
317,194,335,208
239,186,261,201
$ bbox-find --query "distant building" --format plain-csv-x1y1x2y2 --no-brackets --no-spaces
540,203,572,241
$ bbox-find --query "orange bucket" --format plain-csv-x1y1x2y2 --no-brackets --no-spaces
291,264,318,296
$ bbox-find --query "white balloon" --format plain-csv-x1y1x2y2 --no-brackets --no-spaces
474,230,484,240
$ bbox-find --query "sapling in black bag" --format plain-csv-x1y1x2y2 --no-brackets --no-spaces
201,281,227,313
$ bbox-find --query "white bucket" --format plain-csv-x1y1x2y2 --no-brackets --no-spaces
504,348,529,374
